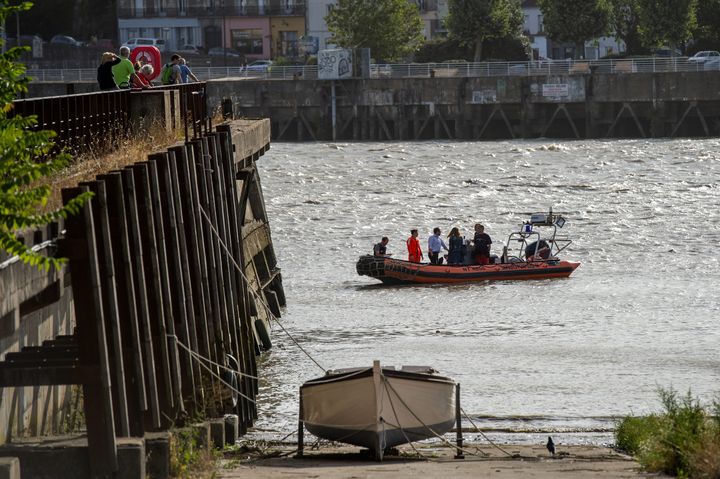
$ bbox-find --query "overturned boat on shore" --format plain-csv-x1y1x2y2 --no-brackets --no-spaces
356,211,580,285
299,361,457,461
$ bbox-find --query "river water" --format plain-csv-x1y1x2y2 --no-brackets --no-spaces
251,139,720,445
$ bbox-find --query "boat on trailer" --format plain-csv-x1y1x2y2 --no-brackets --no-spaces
298,361,458,461
356,210,580,285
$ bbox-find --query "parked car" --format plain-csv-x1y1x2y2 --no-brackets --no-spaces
652,47,683,57
689,51,720,63
123,38,166,52
50,34,83,47
177,44,202,55
242,60,273,72
208,47,242,58
704,58,720,71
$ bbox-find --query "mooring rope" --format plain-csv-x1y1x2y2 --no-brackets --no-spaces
381,374,489,459
167,334,257,403
460,407,514,457
169,333,258,380
198,206,327,373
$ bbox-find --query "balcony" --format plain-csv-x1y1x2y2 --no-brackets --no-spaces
118,2,306,18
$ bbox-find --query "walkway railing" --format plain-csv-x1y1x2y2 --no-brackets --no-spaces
12,89,131,154
12,82,209,154
25,57,720,83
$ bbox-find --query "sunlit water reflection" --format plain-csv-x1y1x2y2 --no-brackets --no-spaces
249,139,720,445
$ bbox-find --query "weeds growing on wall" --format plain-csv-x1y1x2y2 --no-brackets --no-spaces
169,428,218,479
615,388,720,478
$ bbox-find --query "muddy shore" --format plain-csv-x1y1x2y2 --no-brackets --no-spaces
218,442,666,478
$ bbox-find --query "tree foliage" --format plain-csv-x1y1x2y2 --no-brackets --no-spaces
690,0,720,53
445,0,525,62
636,0,697,52
0,2,92,270
538,0,612,58
5,0,117,43
414,35,530,63
609,0,645,55
325,0,425,63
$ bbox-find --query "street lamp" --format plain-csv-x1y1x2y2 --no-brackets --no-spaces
221,0,227,66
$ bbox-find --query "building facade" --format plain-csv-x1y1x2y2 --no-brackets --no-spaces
521,0,624,60
117,0,306,60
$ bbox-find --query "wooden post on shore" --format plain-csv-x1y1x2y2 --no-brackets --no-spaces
454,383,464,459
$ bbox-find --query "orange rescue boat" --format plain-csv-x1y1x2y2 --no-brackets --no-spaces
357,210,580,285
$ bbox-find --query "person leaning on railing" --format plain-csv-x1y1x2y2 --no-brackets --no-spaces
131,61,153,89
97,52,121,90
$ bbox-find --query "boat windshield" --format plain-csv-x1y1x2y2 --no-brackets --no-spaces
502,211,572,263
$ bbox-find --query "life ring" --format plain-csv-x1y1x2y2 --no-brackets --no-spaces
222,354,239,410
254,318,272,351
130,46,162,80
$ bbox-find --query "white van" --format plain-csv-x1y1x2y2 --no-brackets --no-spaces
123,38,166,52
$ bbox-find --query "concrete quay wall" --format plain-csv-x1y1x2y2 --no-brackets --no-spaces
206,72,720,140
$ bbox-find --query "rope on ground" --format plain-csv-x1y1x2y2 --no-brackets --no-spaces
167,334,256,404
460,407,514,457
198,206,326,373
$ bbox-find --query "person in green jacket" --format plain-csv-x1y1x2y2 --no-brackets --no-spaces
112,46,137,88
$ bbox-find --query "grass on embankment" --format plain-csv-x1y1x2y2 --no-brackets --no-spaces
615,388,720,478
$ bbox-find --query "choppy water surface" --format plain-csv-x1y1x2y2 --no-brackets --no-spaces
252,139,720,445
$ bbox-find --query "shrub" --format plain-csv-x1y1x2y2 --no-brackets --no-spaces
615,388,720,478
615,415,661,455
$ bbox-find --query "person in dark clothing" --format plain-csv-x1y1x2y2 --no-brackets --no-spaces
473,223,492,265
447,227,464,265
373,237,389,257
97,52,121,90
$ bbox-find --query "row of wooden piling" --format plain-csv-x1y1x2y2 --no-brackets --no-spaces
6,123,280,477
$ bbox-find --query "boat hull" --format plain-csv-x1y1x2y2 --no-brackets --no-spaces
357,255,580,284
300,365,456,456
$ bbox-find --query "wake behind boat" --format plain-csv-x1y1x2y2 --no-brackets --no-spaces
357,211,580,285
298,361,458,461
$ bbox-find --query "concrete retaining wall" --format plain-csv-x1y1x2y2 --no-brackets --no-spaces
202,72,720,140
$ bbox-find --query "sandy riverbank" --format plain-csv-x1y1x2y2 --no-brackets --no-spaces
217,442,667,478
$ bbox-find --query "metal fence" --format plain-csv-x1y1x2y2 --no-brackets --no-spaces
25,57,720,84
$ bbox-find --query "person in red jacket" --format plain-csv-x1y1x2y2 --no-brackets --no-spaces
406,229,423,263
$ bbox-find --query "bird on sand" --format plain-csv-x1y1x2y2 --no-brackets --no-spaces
546,436,556,456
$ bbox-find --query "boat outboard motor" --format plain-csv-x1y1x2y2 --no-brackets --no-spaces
525,240,550,259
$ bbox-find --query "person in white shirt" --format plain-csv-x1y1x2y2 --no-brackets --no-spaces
427,227,449,265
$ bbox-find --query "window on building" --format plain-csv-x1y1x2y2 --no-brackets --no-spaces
538,15,544,33
232,29,263,54
279,31,298,57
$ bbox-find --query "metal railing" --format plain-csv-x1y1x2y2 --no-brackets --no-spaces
12,89,131,154
25,57,720,84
